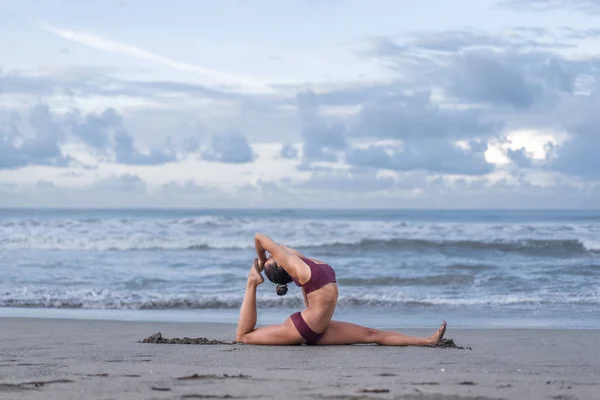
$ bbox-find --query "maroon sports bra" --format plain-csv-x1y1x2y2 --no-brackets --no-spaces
292,257,337,294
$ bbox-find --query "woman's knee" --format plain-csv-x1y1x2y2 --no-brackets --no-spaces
235,330,251,343
363,327,380,343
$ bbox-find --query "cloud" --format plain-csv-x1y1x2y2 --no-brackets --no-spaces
114,128,177,165
346,140,493,176
0,174,147,207
448,51,542,109
290,86,500,176
202,131,255,164
92,173,146,192
42,25,271,92
0,104,183,169
0,177,259,208
446,50,579,109
297,168,396,192
353,91,502,141
506,147,534,168
352,28,600,183
0,104,71,169
368,29,573,58
280,143,298,159
4,19,600,208
499,0,600,13
68,108,121,150
296,91,348,162
66,106,177,165
545,84,600,179
362,27,594,100
2,167,600,209
0,67,243,101
368,27,593,56
362,27,583,86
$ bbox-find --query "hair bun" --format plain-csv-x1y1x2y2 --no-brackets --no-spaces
276,284,288,296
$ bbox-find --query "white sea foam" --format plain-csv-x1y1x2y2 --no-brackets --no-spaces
1,216,599,253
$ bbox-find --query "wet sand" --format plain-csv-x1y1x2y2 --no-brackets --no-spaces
1,317,599,399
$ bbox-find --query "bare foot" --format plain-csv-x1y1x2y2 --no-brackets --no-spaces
428,321,447,345
248,259,264,286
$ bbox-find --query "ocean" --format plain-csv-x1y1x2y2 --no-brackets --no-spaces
1,209,599,329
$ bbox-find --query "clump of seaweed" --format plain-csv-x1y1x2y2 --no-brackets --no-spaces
139,332,234,345
427,338,472,350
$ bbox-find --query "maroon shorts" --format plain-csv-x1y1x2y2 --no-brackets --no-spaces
290,312,324,345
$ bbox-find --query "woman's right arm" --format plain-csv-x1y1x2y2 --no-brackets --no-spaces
255,233,292,269
255,233,307,280
282,245,304,258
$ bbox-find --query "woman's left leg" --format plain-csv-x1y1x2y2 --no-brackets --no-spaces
235,262,304,345
316,320,447,346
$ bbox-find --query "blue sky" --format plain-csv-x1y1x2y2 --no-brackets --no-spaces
1,0,600,208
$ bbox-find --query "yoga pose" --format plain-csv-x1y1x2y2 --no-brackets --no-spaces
235,233,447,346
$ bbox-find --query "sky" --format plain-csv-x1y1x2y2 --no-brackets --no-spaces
1,0,600,208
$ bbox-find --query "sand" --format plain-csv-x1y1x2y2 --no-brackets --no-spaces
1,317,599,400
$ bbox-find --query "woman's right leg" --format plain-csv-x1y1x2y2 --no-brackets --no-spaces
317,320,446,346
235,262,304,345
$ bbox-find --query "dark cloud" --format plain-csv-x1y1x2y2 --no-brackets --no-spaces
0,104,71,169
296,91,347,162
114,128,177,165
23,104,68,162
361,28,593,108
280,143,298,159
354,91,502,141
68,108,121,150
370,45,578,111
545,84,600,179
506,147,534,168
448,51,543,109
0,104,183,169
202,131,255,164
499,0,600,13
362,28,581,85
447,50,579,109
346,140,493,176
291,88,500,175
66,106,177,165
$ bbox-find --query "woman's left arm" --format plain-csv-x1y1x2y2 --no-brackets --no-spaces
255,235,268,268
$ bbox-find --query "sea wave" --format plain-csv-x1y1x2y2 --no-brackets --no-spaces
2,236,598,255
1,288,597,310
310,238,600,255
338,274,476,287
2,213,600,255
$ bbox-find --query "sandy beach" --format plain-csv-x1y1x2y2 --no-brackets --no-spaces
0,318,598,399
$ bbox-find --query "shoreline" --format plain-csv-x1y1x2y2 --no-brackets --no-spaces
2,307,599,330
1,318,599,399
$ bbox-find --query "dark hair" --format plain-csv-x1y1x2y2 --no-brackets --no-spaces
264,261,293,296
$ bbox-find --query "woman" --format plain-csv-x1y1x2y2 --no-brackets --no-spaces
235,233,447,346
